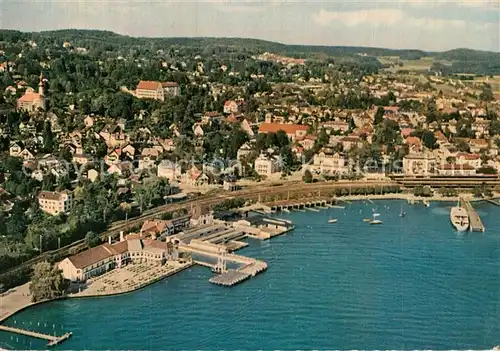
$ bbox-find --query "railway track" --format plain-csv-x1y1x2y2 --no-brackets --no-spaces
0,180,396,280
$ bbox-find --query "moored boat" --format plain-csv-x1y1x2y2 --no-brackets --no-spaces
450,206,469,232
328,219,338,223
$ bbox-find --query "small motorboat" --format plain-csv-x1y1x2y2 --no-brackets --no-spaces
328,219,338,224
370,213,382,225
363,218,372,222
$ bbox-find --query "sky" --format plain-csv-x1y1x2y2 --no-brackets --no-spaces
1,0,499,52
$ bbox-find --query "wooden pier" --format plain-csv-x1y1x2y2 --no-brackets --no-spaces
460,197,485,232
0,325,72,347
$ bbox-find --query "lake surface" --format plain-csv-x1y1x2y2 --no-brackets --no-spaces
2,200,500,350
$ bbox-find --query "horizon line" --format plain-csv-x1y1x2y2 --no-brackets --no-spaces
2,28,500,55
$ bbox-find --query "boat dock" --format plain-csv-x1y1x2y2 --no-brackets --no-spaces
267,197,336,212
0,325,72,347
460,197,485,232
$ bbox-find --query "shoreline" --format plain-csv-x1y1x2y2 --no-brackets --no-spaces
0,262,193,325
332,193,496,203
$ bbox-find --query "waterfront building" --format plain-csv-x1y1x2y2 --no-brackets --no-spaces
38,190,72,216
309,149,348,175
141,220,175,239
437,164,476,176
58,236,178,282
402,153,437,176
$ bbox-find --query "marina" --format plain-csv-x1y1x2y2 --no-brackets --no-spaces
2,200,500,350
172,213,292,286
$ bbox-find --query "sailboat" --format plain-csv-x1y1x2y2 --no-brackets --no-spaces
328,208,338,223
370,213,382,225
399,204,406,217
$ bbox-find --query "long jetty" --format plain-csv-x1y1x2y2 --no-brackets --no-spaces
0,325,72,347
460,197,485,232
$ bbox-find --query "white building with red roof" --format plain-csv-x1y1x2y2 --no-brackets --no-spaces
135,80,180,101
17,74,46,112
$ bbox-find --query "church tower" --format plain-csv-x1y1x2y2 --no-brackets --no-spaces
38,73,45,96
38,73,47,110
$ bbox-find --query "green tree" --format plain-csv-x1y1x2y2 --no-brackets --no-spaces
29,261,66,302
374,106,384,125
421,131,437,149
84,231,100,248
303,169,313,183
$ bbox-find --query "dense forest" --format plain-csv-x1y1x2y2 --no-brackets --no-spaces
1,29,499,75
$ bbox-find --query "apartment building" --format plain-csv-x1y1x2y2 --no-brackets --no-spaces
38,190,72,216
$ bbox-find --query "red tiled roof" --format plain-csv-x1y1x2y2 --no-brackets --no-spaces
258,123,308,135
457,153,480,160
137,80,161,90
405,136,421,145
18,92,42,102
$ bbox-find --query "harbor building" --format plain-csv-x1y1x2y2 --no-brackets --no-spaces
58,235,178,282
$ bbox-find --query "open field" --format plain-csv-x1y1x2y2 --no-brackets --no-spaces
473,75,500,93
379,56,437,73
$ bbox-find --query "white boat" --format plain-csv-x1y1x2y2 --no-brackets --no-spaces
328,219,338,223
363,218,372,222
450,206,469,232
399,204,406,217
369,213,382,225
423,200,430,207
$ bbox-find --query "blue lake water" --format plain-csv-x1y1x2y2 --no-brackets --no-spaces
2,200,500,350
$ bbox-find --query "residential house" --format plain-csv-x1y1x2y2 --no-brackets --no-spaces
185,166,210,186
254,153,282,177
405,136,423,153
9,142,23,157
340,136,362,151
223,100,244,114
237,142,253,161
140,220,174,239
469,139,489,153
157,160,182,182
240,119,254,138
38,190,72,216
